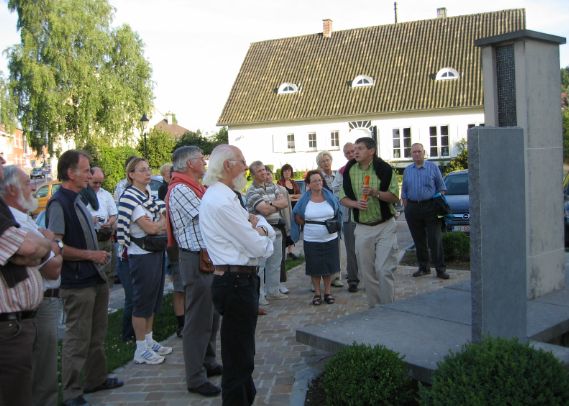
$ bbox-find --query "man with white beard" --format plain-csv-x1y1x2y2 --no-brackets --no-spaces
200,145,275,406
0,165,63,406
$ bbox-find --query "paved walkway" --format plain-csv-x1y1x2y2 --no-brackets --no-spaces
87,258,469,405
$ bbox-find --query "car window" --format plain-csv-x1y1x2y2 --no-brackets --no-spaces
149,180,162,192
36,185,49,198
51,184,61,194
445,174,468,195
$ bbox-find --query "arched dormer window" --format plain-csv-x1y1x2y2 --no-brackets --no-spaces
352,75,374,88
277,82,299,94
435,67,460,81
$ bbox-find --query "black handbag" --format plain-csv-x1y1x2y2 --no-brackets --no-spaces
433,193,451,216
305,218,340,234
131,234,168,252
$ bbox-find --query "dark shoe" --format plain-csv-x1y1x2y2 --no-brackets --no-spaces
323,294,335,304
176,325,183,338
436,270,450,280
206,364,223,377
188,382,221,397
258,307,268,315
412,268,431,277
63,395,90,406
312,295,322,305
287,253,299,260
348,283,358,293
84,376,124,394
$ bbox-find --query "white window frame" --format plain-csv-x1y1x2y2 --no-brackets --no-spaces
435,67,460,81
429,125,450,157
308,132,317,151
330,130,339,149
287,133,295,152
392,127,412,159
351,75,375,88
277,82,299,94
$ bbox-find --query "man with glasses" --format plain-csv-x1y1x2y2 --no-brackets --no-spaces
86,167,117,288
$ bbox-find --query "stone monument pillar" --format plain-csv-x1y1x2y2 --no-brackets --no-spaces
475,30,567,299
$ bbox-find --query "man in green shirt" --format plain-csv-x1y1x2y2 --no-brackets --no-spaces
340,137,400,307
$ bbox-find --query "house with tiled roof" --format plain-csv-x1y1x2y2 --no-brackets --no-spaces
218,8,525,171
153,112,189,140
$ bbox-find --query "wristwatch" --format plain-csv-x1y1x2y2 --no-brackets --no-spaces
55,239,64,254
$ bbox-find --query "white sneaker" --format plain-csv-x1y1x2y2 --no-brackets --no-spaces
331,278,344,287
266,292,288,300
134,348,165,365
259,295,269,305
150,341,173,356
279,285,289,294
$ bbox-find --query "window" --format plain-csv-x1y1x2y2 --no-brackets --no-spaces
330,131,339,148
435,68,459,81
429,125,450,157
287,133,295,151
392,128,411,159
277,82,299,94
352,75,375,88
308,132,317,150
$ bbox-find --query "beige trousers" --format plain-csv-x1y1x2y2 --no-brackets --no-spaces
354,218,398,307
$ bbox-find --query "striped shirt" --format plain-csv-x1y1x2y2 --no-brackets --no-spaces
401,161,446,201
168,184,205,251
0,226,25,266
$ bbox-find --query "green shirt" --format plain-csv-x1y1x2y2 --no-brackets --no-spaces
339,162,399,223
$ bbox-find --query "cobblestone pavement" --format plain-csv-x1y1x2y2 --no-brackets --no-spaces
87,257,469,406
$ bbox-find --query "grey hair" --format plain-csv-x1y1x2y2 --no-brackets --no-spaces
203,144,237,186
172,146,202,172
0,165,23,197
316,151,333,167
248,160,264,175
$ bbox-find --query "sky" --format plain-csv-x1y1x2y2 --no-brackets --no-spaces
0,0,568,133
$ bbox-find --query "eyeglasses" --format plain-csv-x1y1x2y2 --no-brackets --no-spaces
133,167,151,173
310,178,323,184
91,181,103,185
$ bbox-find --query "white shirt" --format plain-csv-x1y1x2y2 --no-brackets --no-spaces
127,205,154,255
303,200,337,243
87,187,118,230
200,182,275,266
9,207,61,290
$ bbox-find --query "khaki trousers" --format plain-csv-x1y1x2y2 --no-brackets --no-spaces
354,218,398,307
60,283,109,401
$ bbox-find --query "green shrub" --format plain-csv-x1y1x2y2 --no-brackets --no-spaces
442,232,469,262
322,343,414,405
421,336,569,406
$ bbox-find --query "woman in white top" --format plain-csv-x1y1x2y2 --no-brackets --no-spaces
117,157,171,365
291,170,341,305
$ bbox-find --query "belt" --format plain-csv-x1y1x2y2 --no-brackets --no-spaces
0,310,37,322
407,198,434,204
214,265,259,276
44,288,60,298
357,215,393,227
179,248,200,254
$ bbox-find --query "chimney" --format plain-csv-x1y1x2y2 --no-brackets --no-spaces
323,19,333,38
165,112,173,125
437,7,447,18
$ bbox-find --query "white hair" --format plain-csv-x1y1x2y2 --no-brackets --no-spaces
0,165,22,197
316,151,333,167
203,144,237,186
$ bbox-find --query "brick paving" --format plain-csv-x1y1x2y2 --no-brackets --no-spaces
87,258,469,405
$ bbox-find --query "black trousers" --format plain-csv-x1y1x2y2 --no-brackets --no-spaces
212,272,259,406
404,200,446,271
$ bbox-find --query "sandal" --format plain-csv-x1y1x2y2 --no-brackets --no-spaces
312,295,322,305
324,294,335,304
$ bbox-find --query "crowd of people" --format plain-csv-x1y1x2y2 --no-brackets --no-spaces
0,136,449,406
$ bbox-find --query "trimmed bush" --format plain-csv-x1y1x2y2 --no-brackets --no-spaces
421,336,569,405
442,232,469,262
322,343,414,405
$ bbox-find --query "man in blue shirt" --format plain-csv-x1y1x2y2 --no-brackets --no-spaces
401,143,449,279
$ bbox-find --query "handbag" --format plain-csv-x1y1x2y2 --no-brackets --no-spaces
433,193,451,216
131,234,168,252
305,218,340,234
199,249,215,273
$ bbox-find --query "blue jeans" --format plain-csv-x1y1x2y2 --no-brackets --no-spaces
117,257,134,341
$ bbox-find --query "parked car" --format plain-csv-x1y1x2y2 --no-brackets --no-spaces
149,175,164,200
443,169,469,233
30,167,45,179
32,180,61,217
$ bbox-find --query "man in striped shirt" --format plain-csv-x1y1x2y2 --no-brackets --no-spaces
401,143,449,280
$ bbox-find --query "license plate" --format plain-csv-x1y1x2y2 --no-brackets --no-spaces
452,225,470,232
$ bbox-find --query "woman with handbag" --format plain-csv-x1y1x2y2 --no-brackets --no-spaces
291,170,341,305
117,157,172,365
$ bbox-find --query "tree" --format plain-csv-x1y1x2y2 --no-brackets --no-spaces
445,138,468,174
6,0,153,152
0,72,16,131
174,127,229,155
137,128,176,170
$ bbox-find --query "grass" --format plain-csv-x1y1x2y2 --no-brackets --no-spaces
399,249,470,270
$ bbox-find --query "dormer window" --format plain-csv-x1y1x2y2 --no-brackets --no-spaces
278,82,299,94
352,75,374,88
435,68,460,81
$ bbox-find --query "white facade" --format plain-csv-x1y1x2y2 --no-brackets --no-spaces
229,108,484,172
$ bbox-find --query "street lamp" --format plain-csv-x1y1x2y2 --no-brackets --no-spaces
140,113,149,159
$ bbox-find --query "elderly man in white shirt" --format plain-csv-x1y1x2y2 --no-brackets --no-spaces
200,144,274,406
87,167,118,288
0,165,62,406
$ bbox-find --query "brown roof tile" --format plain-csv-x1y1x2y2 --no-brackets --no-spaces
218,9,525,126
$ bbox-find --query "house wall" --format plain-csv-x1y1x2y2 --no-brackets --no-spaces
228,108,483,173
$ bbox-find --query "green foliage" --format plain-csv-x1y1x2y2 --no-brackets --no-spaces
561,66,569,93
83,141,137,192
563,109,569,163
322,343,414,406
442,232,470,262
421,336,569,406
6,0,153,152
174,127,228,155
137,128,176,170
0,72,17,131
444,139,468,175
